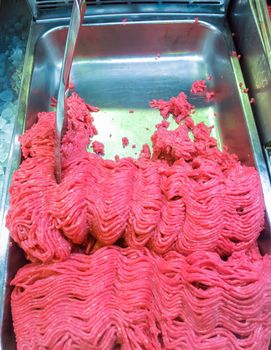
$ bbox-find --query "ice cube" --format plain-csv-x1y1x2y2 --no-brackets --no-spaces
0,165,4,195
0,89,13,102
11,49,23,65
0,117,7,129
3,124,13,140
0,62,5,73
1,107,14,122
14,22,23,31
0,142,10,163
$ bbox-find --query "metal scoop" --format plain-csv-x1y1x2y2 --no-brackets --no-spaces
55,0,86,183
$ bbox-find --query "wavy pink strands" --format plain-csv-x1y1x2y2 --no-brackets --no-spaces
7,89,271,349
6,93,264,262
11,247,271,349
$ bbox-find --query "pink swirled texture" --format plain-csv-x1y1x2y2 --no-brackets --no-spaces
11,246,271,350
6,93,264,262
7,90,270,349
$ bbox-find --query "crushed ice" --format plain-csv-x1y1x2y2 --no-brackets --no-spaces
0,14,28,193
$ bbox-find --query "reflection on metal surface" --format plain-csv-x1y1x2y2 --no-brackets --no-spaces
253,0,271,69
229,0,271,147
89,105,220,160
229,0,271,255
55,0,86,183
265,146,271,175
1,8,271,348
26,0,231,20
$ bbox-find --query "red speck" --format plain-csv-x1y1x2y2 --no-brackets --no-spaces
122,18,128,25
122,137,129,148
250,98,255,104
92,141,105,156
50,97,57,107
239,82,243,88
207,75,213,81
243,88,249,94
194,17,199,24
69,82,75,90
9,241,13,248
129,109,135,114
231,51,237,57
206,91,215,102
237,54,241,60
132,144,136,149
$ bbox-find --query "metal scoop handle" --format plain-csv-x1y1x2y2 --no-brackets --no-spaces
55,0,86,183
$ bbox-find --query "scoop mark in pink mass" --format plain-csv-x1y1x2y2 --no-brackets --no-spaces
122,137,129,148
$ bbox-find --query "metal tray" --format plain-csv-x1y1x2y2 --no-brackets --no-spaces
1,2,271,348
229,0,271,177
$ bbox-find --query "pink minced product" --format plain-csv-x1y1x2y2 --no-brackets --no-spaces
150,92,194,124
92,140,105,156
7,92,264,261
206,91,215,102
189,79,214,102
7,83,271,349
11,246,271,349
122,137,129,148
190,79,207,94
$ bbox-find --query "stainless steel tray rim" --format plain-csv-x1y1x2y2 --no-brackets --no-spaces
1,4,271,347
